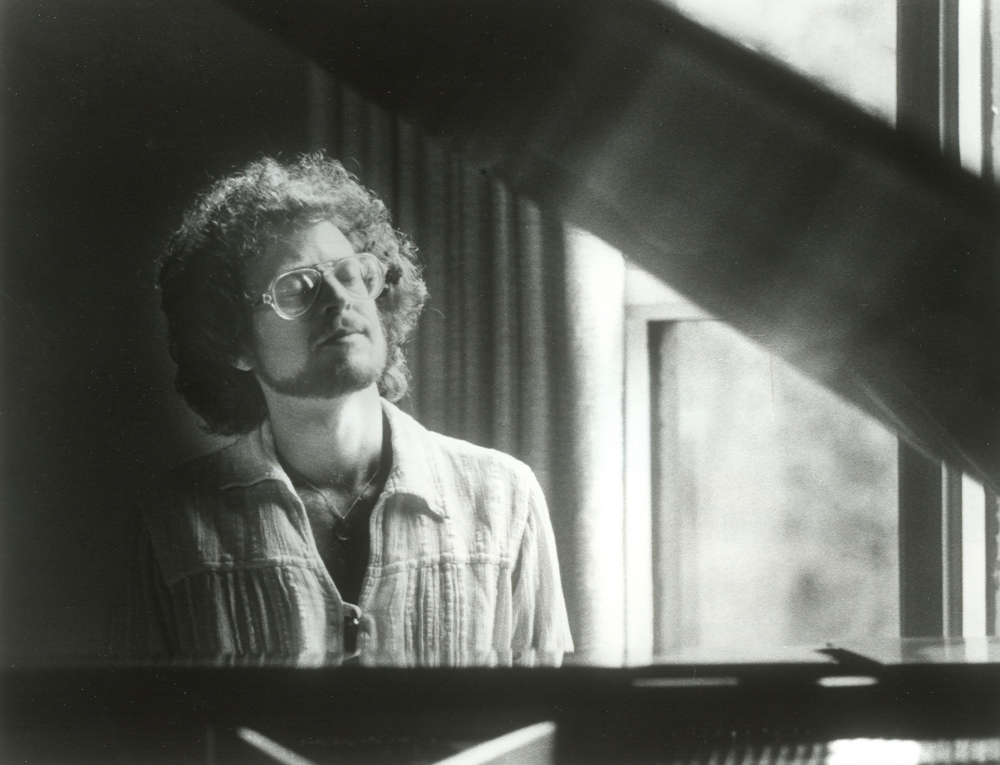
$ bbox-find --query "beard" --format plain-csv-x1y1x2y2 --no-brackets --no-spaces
254,338,388,399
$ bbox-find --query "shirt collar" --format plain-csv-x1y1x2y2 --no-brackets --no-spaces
379,400,447,519
216,399,446,519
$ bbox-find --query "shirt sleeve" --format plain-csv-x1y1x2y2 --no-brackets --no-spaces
510,470,574,667
113,505,178,660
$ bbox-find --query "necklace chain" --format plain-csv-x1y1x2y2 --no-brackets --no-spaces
281,417,390,543
303,461,381,530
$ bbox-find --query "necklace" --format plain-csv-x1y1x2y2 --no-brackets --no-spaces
301,461,381,542
282,414,392,544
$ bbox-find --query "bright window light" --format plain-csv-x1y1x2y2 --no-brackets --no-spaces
963,474,987,638
828,739,920,765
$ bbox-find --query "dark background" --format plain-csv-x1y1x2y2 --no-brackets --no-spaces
1,0,319,662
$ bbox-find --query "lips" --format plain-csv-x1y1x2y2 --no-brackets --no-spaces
316,325,364,346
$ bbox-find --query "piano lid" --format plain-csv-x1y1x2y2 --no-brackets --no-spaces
223,0,1000,489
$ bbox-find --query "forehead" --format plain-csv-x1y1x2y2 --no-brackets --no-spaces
246,220,356,287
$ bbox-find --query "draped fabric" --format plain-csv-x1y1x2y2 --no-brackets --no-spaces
307,66,627,664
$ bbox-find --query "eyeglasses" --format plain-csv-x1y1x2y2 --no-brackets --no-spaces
251,253,387,320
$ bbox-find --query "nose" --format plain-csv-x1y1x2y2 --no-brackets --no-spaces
315,269,353,314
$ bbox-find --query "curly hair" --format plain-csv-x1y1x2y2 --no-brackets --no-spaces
159,153,428,435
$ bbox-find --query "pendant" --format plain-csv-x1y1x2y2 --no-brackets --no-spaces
335,522,353,542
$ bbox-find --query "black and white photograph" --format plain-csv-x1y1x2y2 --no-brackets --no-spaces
3,0,1000,762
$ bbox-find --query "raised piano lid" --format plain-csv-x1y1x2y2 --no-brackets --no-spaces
223,0,1000,491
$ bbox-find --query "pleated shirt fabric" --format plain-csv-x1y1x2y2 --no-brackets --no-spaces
120,400,574,667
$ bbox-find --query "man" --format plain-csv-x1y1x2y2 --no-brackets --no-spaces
121,154,573,666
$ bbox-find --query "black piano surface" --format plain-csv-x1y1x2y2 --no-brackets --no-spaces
5,640,1000,764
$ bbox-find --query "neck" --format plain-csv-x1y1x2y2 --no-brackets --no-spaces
262,383,384,490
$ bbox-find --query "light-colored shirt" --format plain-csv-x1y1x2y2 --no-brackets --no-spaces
120,400,573,666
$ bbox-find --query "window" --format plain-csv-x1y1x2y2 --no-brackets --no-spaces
624,264,897,662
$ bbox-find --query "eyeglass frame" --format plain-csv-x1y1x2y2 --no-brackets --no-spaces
247,252,388,321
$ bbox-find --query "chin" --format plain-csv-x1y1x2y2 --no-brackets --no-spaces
326,365,383,398
261,355,387,399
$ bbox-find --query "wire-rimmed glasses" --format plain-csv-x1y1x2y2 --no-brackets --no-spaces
251,253,387,320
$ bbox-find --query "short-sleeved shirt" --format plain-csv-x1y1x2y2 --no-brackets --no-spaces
120,400,574,667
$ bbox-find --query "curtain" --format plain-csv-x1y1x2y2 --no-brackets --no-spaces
308,66,627,665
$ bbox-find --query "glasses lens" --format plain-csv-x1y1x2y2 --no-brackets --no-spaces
268,255,386,319
332,255,384,299
273,269,322,318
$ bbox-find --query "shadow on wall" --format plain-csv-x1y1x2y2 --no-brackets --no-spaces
0,0,314,663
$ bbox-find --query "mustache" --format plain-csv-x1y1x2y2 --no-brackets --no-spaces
314,317,367,345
